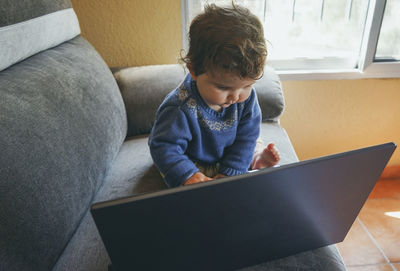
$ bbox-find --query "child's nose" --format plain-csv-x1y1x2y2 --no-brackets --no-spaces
228,91,240,103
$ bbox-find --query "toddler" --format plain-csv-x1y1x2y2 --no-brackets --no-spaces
149,3,280,187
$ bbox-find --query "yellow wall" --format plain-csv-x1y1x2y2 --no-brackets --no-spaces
71,0,182,67
281,79,400,164
71,0,400,165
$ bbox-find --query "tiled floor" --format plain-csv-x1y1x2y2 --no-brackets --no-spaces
336,176,400,271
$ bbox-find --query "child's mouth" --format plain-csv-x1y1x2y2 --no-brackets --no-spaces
221,103,233,108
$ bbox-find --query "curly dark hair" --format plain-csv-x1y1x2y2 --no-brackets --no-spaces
182,3,267,79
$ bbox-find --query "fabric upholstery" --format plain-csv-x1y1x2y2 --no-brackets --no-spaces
114,64,187,137
114,64,285,137
0,0,71,26
0,8,80,71
254,66,285,122
239,245,345,271
52,211,110,271
0,36,127,271
53,135,166,271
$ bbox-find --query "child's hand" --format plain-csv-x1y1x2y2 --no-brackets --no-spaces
251,143,280,169
184,172,213,185
213,174,227,179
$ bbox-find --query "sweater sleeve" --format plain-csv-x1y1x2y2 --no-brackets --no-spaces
148,106,199,187
219,90,261,176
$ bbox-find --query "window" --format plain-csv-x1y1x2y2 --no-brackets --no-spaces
375,0,400,60
181,0,400,80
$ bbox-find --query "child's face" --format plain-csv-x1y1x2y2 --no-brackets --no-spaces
189,68,256,112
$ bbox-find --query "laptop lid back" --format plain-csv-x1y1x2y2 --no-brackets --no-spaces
91,142,396,271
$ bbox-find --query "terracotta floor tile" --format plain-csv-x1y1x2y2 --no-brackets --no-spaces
359,198,400,262
369,179,400,199
346,264,394,271
337,219,387,266
381,165,400,179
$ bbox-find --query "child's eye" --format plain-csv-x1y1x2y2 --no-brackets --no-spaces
216,85,229,90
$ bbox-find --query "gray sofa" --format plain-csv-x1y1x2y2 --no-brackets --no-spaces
0,0,346,270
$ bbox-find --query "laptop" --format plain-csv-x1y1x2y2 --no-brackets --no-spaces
91,142,396,271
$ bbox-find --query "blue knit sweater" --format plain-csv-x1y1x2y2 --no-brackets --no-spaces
148,73,261,187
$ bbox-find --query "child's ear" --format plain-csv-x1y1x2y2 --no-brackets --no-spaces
187,64,197,80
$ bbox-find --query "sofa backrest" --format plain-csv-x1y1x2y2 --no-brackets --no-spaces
114,64,285,137
0,0,80,71
0,1,127,270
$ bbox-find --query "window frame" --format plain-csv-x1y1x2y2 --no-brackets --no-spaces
181,0,400,80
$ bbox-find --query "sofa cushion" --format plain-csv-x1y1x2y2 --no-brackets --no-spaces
0,0,71,26
114,64,187,137
0,36,127,271
114,64,285,137
255,66,285,122
0,0,80,71
52,211,110,271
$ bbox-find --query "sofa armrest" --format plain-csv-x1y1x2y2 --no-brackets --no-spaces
114,64,285,137
113,65,186,137
259,122,298,165
254,66,285,122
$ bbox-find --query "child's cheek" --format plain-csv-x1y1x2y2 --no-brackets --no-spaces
238,95,248,103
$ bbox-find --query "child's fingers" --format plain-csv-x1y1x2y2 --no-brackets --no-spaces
267,143,275,150
266,143,280,162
